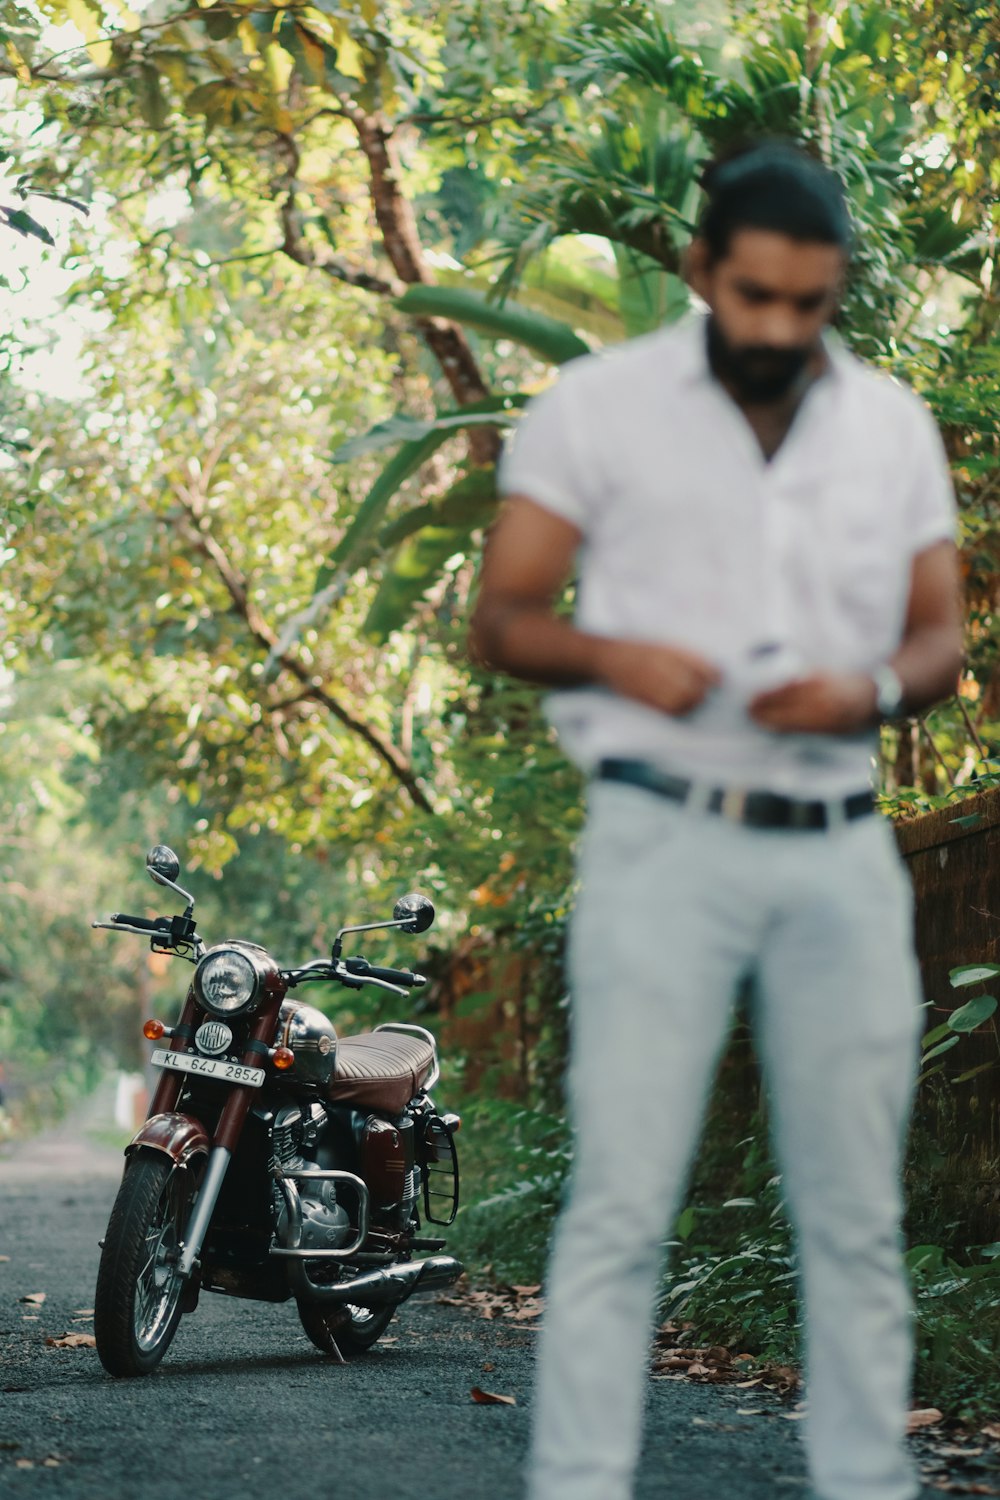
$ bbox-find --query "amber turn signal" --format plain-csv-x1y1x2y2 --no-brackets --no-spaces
272,1046,295,1071
142,1019,166,1040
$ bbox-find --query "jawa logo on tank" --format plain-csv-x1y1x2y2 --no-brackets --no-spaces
195,1021,234,1056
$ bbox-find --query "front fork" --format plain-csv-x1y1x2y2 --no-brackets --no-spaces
132,995,283,1281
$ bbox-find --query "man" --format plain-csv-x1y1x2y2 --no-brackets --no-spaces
470,142,963,1500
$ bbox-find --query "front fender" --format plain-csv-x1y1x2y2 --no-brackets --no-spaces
127,1111,209,1167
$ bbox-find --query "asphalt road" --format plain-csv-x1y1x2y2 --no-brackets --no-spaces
0,1094,988,1500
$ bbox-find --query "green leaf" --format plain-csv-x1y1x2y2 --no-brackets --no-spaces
612,244,689,338
135,64,169,130
2,207,54,245
921,1022,953,1050
394,285,591,365
673,1206,698,1241
314,430,446,590
362,468,498,641
332,393,527,464
203,8,238,41
953,1062,996,1084
949,964,1000,987
946,994,997,1033
920,1035,961,1063
376,466,497,550
362,522,465,641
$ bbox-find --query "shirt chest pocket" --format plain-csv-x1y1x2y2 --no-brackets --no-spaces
819,490,909,654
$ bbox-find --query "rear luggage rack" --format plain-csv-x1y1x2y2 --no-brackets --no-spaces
421,1112,460,1226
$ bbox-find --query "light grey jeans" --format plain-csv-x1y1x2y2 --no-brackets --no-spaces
527,781,923,1500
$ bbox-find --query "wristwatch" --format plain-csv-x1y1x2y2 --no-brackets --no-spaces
871,664,906,719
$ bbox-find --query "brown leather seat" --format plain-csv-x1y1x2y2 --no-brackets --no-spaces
326,1031,435,1113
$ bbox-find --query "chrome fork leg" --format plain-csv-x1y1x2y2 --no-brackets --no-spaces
177,1147,231,1278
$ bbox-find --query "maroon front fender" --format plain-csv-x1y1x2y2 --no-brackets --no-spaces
127,1112,209,1167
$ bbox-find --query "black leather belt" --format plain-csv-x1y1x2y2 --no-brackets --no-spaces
596,758,875,831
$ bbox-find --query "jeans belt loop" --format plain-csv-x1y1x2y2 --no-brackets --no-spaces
824,796,847,831
720,787,748,822
685,780,714,814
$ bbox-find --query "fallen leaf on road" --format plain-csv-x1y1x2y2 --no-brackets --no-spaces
482,1362,495,1372
510,1285,541,1297
908,1409,944,1433
15,1460,34,1470
0,1255,10,1263
507,1301,544,1321
471,1387,516,1406
71,1308,93,1318
19,1292,45,1305
45,1333,97,1349
42,1456,66,1467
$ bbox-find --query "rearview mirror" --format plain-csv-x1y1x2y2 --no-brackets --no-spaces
392,893,435,934
146,845,181,885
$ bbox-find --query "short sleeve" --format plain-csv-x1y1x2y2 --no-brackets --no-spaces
902,395,957,555
497,369,598,529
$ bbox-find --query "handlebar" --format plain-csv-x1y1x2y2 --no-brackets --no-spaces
95,917,424,990
342,957,425,988
110,914,172,934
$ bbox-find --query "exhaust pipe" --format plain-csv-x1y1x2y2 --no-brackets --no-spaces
290,1253,463,1308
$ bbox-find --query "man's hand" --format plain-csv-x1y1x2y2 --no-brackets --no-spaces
749,672,878,734
594,639,721,717
471,497,722,714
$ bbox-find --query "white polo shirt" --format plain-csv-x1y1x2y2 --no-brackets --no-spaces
498,314,956,796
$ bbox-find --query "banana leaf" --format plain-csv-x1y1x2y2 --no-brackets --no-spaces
362,468,498,641
394,285,591,364
314,391,526,595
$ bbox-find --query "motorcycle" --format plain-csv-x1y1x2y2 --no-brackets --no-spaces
91,844,462,1377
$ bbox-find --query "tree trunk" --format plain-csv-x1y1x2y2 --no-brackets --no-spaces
351,110,501,467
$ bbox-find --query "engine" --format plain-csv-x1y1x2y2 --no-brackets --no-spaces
270,1103,353,1253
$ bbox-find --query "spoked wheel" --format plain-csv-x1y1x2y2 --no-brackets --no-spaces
95,1150,198,1377
297,1280,397,1357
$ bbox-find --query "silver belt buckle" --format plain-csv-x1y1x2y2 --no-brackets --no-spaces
720,787,748,822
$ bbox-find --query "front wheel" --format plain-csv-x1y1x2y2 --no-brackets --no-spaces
95,1151,197,1377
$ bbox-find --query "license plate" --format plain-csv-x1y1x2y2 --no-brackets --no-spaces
150,1049,265,1088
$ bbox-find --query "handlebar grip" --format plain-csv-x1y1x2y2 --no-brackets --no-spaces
343,958,420,987
111,914,169,933
366,963,419,986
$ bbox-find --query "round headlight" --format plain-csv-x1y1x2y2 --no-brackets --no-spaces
195,949,259,1018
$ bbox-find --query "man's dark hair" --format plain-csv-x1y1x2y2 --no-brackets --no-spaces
697,141,852,261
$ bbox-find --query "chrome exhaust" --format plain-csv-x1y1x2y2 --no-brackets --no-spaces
289,1252,463,1308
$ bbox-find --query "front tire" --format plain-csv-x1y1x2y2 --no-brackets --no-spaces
95,1151,197,1377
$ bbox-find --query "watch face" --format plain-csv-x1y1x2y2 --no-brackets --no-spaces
875,668,904,716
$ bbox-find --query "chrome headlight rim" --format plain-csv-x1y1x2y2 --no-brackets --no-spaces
194,944,264,1019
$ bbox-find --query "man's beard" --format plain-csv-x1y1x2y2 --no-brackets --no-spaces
706,316,812,402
